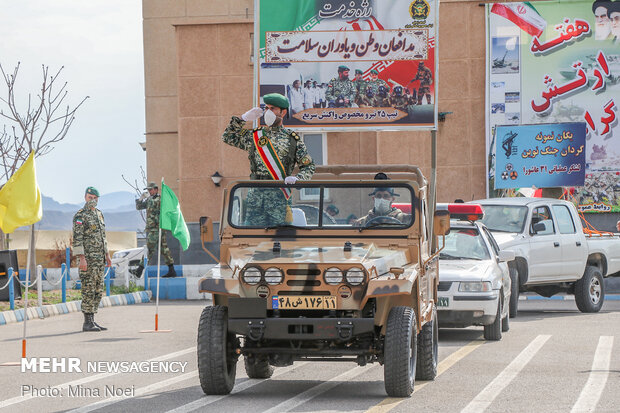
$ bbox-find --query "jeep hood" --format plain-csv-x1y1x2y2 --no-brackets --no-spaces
228,241,409,274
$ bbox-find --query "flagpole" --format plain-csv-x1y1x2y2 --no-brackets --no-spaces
155,224,161,331
22,224,34,358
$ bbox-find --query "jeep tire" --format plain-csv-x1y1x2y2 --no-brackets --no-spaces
575,266,604,313
416,304,438,381
197,305,238,395
384,306,417,397
244,356,274,379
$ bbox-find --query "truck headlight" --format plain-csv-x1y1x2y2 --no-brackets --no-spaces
324,267,343,285
345,268,365,285
264,267,284,285
459,281,492,292
242,267,262,285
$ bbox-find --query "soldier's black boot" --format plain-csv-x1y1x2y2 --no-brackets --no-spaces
82,313,101,332
130,263,144,278
92,314,107,331
162,264,177,278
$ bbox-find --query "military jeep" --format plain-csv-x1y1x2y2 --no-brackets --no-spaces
197,165,449,397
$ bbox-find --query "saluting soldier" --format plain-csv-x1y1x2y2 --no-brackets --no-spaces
326,65,356,107
72,187,112,332
222,93,315,226
133,182,176,279
365,69,389,97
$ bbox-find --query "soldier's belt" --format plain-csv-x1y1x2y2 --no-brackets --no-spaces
250,174,275,180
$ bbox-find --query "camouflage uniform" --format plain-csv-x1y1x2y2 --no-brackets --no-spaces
365,78,389,96
354,207,410,227
353,78,367,106
223,116,316,226
136,194,174,265
326,77,356,107
413,65,433,104
390,93,409,111
374,94,391,108
72,203,108,314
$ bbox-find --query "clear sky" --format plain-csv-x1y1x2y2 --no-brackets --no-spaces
0,0,145,204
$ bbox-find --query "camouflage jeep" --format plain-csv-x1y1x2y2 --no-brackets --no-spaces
197,165,449,397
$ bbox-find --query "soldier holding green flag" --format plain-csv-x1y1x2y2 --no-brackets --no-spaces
133,182,177,278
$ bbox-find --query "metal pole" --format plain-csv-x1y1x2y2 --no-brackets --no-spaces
429,129,437,252
8,267,14,310
22,224,34,358
37,265,42,308
61,263,67,303
143,256,148,291
65,247,71,280
155,226,162,331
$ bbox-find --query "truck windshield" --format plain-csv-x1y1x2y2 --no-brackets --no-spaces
480,205,528,233
228,182,416,230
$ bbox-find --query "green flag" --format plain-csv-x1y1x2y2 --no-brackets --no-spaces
160,181,190,251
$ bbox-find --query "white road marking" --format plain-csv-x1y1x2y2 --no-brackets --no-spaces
367,339,485,413
262,366,366,413
461,334,551,413
166,361,308,413
571,336,614,413
0,346,196,410
67,371,198,413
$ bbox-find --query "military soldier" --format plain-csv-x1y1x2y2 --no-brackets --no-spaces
72,187,112,332
354,173,411,227
390,86,409,111
374,85,391,107
410,61,433,104
365,69,389,97
360,87,375,107
353,69,367,107
133,182,176,278
222,93,315,226
326,65,356,107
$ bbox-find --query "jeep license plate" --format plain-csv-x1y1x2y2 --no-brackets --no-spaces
437,296,449,307
272,295,336,310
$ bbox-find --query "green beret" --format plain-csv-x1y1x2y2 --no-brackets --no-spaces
355,69,363,74
263,93,289,109
370,69,379,75
85,186,100,197
338,65,350,72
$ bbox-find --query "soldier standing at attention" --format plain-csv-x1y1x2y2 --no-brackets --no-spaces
133,182,177,278
326,65,356,107
72,187,112,332
222,93,315,226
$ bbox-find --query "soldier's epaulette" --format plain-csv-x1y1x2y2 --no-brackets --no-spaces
290,131,300,141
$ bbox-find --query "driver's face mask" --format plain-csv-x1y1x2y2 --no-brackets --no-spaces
374,198,391,214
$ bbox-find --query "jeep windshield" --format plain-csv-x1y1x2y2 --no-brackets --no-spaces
228,181,415,230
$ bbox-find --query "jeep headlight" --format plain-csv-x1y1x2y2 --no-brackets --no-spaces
345,268,365,285
324,267,343,285
264,267,284,285
242,267,262,285
459,281,492,292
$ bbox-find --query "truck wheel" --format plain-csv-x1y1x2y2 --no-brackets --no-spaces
197,305,238,395
416,304,438,381
384,306,417,397
244,356,274,379
575,266,604,313
509,267,519,318
484,297,502,341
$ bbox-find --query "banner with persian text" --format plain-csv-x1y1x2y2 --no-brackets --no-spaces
486,1,620,212
257,0,438,130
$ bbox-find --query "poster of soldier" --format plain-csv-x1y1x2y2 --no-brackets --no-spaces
256,0,438,130
486,1,620,212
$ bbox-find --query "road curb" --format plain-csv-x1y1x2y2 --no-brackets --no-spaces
519,294,620,301
0,291,152,326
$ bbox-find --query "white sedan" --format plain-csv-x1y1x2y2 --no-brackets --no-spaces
437,211,514,340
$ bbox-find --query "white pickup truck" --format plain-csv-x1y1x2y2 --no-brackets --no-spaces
474,197,620,316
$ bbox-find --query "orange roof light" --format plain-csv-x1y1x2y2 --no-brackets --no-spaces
446,203,484,221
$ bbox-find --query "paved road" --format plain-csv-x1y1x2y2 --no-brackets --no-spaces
0,299,619,412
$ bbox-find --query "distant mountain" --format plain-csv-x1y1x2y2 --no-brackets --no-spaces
36,192,143,231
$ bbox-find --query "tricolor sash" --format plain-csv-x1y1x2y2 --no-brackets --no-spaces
252,129,291,199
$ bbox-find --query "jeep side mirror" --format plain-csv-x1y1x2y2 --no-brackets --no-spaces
200,216,214,243
433,209,450,236
497,250,515,262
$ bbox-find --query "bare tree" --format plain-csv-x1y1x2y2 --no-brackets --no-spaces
0,62,88,248
122,166,148,237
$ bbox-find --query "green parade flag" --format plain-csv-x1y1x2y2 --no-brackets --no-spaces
160,181,190,251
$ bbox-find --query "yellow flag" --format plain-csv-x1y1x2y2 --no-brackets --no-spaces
0,152,43,233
